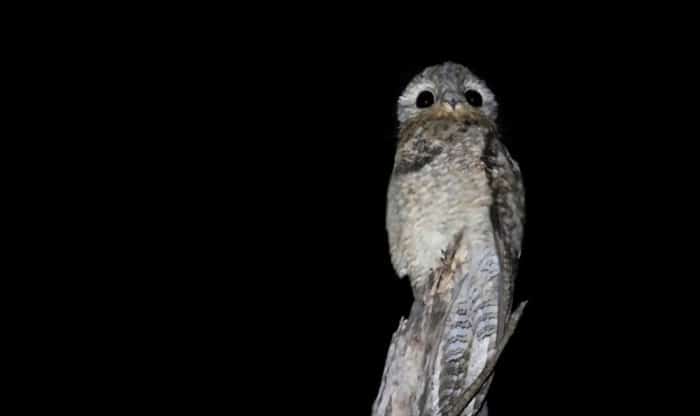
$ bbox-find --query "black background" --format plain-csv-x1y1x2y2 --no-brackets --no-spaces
115,24,694,415
13,8,699,414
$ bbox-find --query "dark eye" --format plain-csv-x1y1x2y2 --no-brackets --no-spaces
416,91,434,108
465,90,483,107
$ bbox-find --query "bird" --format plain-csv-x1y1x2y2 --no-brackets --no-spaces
384,62,525,416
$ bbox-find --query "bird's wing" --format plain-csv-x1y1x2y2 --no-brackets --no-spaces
425,133,525,416
482,133,525,339
422,232,505,416
467,133,526,416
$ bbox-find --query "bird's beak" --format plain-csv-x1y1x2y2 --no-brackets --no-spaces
441,102,466,112
440,92,465,112
441,102,454,112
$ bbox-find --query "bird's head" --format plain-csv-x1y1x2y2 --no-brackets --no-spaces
397,62,498,128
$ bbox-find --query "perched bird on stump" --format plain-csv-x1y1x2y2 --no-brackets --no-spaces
381,62,525,416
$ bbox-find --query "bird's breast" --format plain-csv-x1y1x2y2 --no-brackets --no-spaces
387,123,495,288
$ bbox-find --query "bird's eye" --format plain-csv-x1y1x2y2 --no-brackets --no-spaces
465,90,483,107
416,91,434,108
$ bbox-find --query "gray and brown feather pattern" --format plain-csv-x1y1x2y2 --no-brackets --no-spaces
373,63,526,416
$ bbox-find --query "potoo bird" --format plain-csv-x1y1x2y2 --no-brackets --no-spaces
382,62,525,416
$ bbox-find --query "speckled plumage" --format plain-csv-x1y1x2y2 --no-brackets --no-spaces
383,62,525,416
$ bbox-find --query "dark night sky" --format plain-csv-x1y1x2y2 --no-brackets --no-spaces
135,27,692,415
